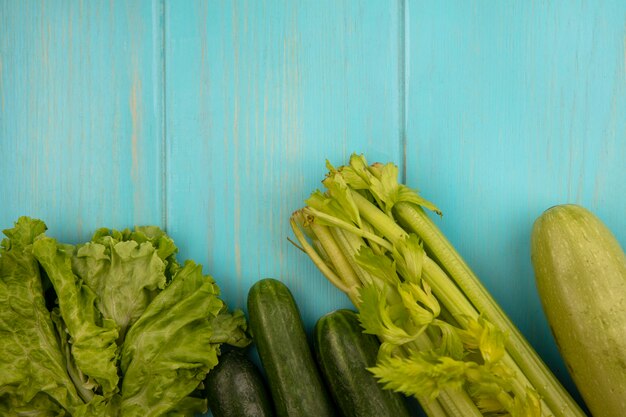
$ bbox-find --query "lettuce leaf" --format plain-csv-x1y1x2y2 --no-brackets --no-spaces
71,231,168,343
1,217,250,417
164,395,209,417
0,217,84,414
50,309,100,401
89,226,180,282
119,260,249,416
32,236,120,398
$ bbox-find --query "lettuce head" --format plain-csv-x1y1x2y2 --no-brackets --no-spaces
0,217,249,416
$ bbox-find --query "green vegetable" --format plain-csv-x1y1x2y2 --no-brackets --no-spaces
247,278,336,417
0,217,89,416
205,349,275,417
531,204,626,417
314,309,412,417
0,216,249,416
290,154,586,417
33,236,121,398
71,226,180,343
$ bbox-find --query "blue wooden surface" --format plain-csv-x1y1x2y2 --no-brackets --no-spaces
406,0,626,403
1,1,625,415
164,0,401,328
0,0,165,243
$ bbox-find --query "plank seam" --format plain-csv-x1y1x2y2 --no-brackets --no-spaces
160,0,168,231
399,0,408,183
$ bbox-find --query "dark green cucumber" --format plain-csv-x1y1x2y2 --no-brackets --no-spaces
314,309,411,417
247,278,336,417
205,349,274,417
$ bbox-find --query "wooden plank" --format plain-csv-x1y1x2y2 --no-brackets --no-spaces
165,0,403,329
0,0,165,242
406,0,626,404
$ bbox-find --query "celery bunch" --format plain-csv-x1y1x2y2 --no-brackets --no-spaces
290,154,585,417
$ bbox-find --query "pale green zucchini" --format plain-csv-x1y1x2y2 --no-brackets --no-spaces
531,204,626,417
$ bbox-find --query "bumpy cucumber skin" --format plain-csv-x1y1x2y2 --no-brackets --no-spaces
247,278,336,417
205,349,274,417
314,309,412,417
531,204,626,417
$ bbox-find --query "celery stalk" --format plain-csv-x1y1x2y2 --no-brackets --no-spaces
309,222,361,291
298,217,483,417
289,217,352,297
328,228,377,286
290,154,587,417
393,202,585,417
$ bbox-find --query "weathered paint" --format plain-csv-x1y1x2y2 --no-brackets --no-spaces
0,0,164,242
1,1,625,416
406,0,626,405
164,0,402,327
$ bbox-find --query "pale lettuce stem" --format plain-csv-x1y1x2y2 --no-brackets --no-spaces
64,349,96,403
51,312,94,403
393,202,586,417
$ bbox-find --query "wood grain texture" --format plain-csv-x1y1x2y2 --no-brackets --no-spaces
0,0,165,242
1,0,625,415
406,0,626,405
164,0,402,330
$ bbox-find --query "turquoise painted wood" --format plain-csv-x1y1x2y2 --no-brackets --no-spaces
1,0,625,416
406,0,626,406
0,0,165,242
164,0,402,327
